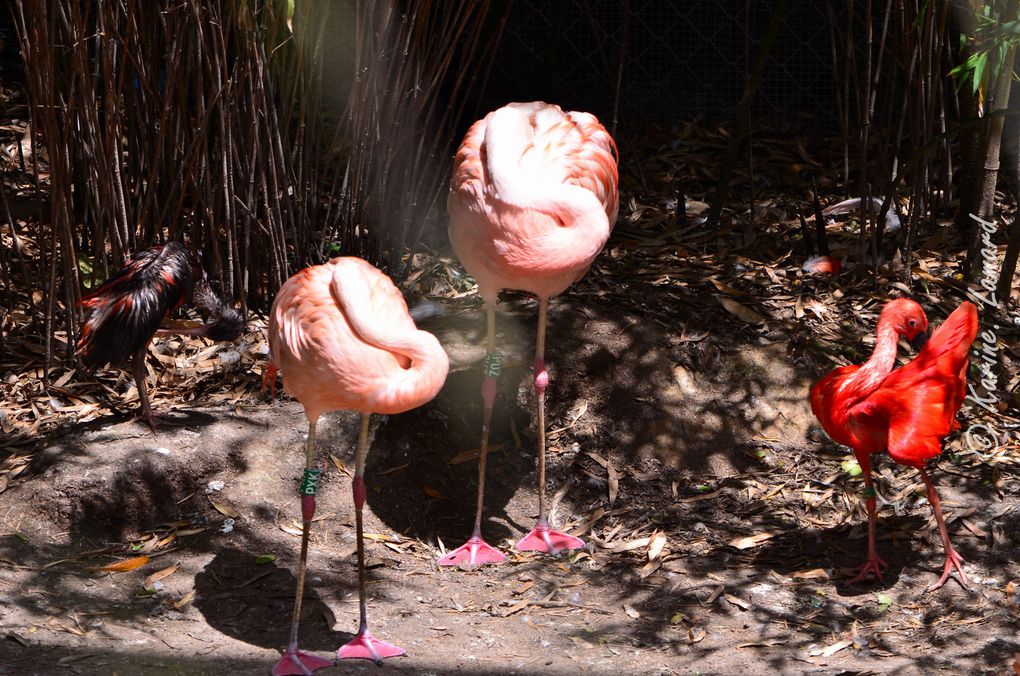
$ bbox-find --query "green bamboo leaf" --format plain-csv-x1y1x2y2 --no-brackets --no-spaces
974,52,989,95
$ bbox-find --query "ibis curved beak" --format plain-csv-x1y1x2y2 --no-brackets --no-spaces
909,332,929,351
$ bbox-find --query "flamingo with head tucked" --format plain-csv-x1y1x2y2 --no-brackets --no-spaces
441,101,619,567
265,256,449,674
810,298,978,591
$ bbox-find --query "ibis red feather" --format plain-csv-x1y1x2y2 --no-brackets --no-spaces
810,299,978,591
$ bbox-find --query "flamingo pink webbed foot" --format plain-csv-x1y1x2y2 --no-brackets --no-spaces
438,534,505,567
925,547,968,593
516,520,585,554
847,554,888,584
271,648,333,676
337,629,405,664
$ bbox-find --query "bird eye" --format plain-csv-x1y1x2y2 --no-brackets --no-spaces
908,319,916,327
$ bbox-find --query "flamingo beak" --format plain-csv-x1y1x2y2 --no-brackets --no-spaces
910,331,929,351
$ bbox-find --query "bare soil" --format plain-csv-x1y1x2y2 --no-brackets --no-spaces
2,285,1019,676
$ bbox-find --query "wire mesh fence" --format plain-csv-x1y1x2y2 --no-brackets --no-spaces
480,0,837,127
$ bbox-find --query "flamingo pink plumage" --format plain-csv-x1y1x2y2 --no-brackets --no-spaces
441,101,619,566
810,299,978,591
265,257,449,674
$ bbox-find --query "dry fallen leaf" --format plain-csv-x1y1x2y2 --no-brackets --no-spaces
717,296,766,324
423,485,447,501
601,536,651,553
607,462,620,506
737,639,788,649
623,603,640,619
279,522,303,536
363,532,399,542
144,562,180,588
329,454,352,477
209,500,240,519
447,443,505,465
174,591,195,609
709,277,744,296
791,568,830,581
703,584,725,605
728,531,780,550
724,593,751,611
89,555,150,574
810,638,854,658
647,531,667,561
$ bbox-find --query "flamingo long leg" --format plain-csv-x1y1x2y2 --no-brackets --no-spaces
438,304,505,567
273,419,333,676
516,297,584,554
338,413,405,662
919,467,968,592
848,454,887,583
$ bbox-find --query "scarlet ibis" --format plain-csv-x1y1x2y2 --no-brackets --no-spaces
443,102,619,566
810,299,978,591
265,257,449,673
76,242,243,427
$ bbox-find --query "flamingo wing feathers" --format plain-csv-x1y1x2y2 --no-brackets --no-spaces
448,102,619,302
522,106,619,223
268,258,449,421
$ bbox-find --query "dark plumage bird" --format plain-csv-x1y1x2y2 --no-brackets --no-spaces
76,242,243,427
800,187,841,277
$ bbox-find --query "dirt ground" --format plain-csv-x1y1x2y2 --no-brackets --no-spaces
2,277,1020,676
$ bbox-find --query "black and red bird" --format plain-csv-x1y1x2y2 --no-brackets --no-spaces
76,242,243,426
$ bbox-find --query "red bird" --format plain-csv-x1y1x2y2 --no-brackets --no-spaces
76,242,243,427
810,299,978,591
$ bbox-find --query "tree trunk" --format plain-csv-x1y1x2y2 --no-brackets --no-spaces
954,0,983,237
997,50,1020,303
964,0,1019,281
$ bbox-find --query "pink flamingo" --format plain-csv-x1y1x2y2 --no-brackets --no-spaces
441,102,619,567
265,257,449,674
